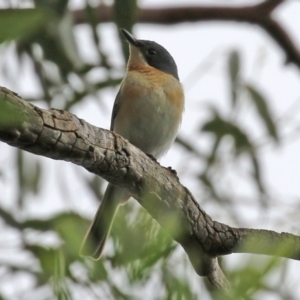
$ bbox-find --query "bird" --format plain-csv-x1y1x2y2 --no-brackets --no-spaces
80,28,185,260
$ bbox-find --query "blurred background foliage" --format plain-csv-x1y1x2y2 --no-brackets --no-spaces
0,0,299,299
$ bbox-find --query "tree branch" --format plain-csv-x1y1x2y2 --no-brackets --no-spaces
1,86,300,291
72,0,300,70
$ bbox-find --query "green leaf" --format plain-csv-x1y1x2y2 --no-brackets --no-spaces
201,111,253,155
112,205,173,265
0,9,51,43
53,213,88,258
32,160,42,194
0,92,27,131
28,245,57,278
85,260,108,282
163,265,197,300
26,213,89,258
250,154,265,195
245,84,279,142
19,155,42,196
228,50,240,107
202,109,267,198
24,213,89,264
226,256,281,299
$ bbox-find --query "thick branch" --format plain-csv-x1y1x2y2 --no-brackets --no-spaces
236,228,300,259
1,86,300,291
72,0,300,70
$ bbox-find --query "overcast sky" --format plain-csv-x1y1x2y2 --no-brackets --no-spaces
1,0,300,298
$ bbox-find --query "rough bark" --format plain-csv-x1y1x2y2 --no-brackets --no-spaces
1,86,300,291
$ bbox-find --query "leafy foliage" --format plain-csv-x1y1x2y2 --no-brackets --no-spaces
0,9,51,43
0,1,295,300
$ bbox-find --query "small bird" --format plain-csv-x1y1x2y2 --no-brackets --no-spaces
81,28,185,260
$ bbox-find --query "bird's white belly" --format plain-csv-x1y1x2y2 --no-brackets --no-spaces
114,88,180,158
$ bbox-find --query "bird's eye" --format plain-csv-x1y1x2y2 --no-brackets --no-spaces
147,49,157,55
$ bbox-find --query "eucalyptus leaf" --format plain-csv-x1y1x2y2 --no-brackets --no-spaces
228,50,240,107
0,9,50,43
245,84,279,142
202,111,253,155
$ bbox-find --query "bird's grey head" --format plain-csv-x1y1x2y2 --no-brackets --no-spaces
120,28,179,81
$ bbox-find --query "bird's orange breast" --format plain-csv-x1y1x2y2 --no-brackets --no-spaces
125,62,184,116
113,63,184,157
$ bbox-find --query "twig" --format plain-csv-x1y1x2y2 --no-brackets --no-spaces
72,0,300,70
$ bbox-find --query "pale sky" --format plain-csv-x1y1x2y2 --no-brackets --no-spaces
1,0,300,299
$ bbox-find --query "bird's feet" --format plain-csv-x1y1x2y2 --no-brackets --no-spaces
167,166,179,181
167,166,177,175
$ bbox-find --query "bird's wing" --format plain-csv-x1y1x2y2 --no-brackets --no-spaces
110,89,122,131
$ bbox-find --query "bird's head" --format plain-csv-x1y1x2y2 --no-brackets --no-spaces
120,28,179,80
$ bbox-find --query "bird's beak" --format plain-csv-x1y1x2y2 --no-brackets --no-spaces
120,28,141,47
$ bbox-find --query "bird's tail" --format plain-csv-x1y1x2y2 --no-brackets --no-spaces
80,184,129,260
